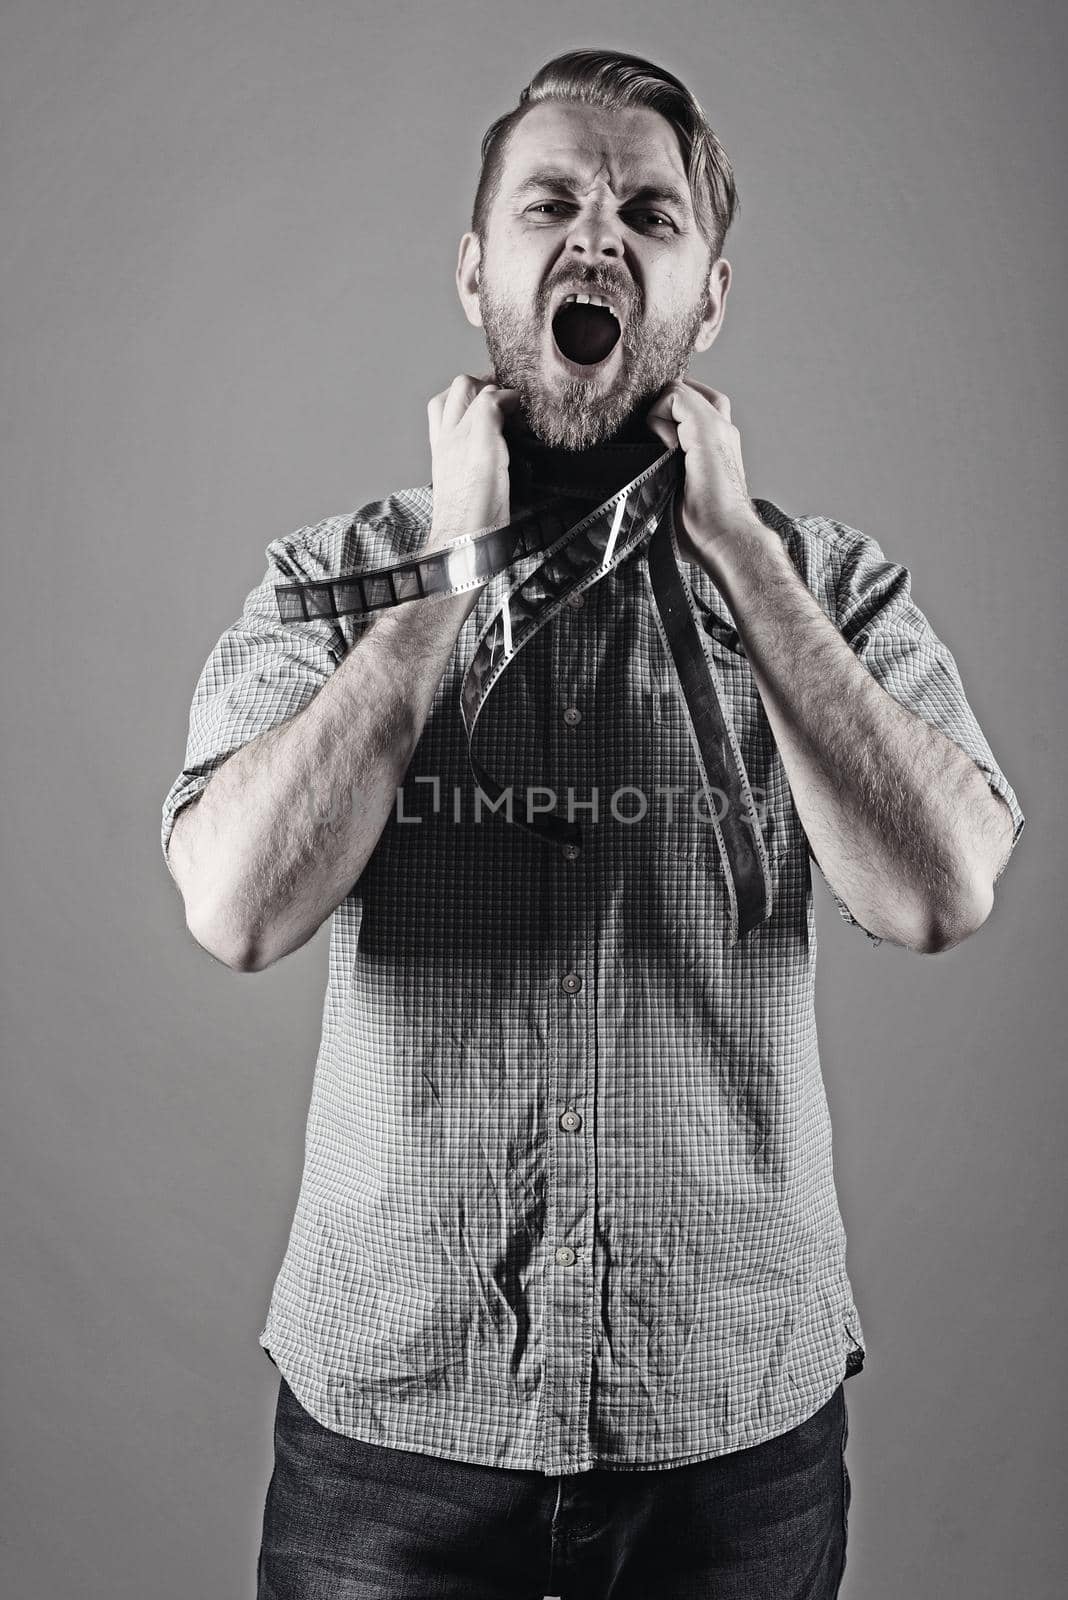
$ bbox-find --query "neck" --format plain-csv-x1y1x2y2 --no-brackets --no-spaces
505,412,665,514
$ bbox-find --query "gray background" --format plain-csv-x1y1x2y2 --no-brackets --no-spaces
2,1,1064,1596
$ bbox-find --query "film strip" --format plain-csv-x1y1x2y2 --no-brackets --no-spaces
274,447,773,943
274,492,594,624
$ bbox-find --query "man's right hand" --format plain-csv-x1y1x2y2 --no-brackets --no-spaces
426,374,521,555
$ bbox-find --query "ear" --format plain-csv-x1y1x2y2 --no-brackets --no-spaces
457,232,483,328
692,256,731,354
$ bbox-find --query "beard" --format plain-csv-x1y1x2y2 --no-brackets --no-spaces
478,267,708,451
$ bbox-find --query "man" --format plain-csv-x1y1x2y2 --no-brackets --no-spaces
163,48,1024,1600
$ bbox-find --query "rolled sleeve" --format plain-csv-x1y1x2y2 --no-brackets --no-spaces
161,527,352,870
801,519,1026,943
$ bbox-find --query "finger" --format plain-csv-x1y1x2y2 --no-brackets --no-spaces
646,384,685,431
469,372,513,403
427,390,447,450
646,380,681,417
441,373,484,428
447,375,520,430
683,378,731,420
464,385,522,433
646,412,679,455
461,397,522,452
469,383,521,410
645,389,680,452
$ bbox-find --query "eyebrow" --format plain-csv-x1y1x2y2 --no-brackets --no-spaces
512,169,692,216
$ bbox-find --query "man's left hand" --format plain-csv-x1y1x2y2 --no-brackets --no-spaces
646,379,764,570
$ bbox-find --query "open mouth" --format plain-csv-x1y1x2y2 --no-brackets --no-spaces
550,292,623,369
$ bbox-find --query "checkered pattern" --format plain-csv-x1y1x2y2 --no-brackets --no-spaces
162,484,1024,1477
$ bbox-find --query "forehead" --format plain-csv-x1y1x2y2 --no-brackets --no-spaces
499,101,689,193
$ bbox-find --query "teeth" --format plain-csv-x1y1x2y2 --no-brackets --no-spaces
562,292,619,320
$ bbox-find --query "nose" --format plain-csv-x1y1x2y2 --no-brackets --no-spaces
563,201,624,262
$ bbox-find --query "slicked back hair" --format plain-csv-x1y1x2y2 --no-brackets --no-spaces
471,48,739,263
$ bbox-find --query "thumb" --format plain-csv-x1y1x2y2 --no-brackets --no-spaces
646,409,679,455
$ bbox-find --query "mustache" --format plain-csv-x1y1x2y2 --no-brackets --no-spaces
543,274,640,320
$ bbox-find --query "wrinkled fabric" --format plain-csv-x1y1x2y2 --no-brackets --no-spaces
163,476,1024,1477
256,1372,851,1597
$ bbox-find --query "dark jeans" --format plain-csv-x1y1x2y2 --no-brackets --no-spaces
257,1373,852,1599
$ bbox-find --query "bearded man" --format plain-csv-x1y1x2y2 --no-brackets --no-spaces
163,47,1024,1600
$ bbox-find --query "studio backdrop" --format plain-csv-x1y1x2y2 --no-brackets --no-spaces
2,2,1064,1597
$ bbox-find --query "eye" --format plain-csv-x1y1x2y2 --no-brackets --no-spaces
526,202,674,232
627,211,675,232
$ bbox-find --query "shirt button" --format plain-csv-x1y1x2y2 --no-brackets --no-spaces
559,1109,582,1132
567,590,586,609
561,842,581,861
560,972,582,995
563,706,582,727
555,1246,576,1267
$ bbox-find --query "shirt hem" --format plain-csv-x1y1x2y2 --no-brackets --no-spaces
258,1307,867,1477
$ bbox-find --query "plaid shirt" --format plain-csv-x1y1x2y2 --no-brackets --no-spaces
162,480,1024,1476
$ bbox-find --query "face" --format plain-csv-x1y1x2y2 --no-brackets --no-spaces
456,101,731,450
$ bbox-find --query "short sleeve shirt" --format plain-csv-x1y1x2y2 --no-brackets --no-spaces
162,486,1024,1476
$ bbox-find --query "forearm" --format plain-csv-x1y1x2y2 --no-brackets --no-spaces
703,518,1008,950
172,584,478,970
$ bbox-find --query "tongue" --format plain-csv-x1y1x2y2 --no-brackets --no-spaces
552,303,620,365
